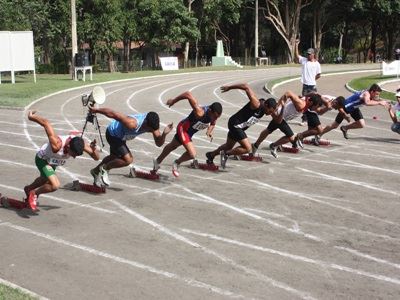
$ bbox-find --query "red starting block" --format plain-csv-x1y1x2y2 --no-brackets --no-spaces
190,161,219,171
129,168,160,180
278,146,299,153
72,180,106,193
0,193,28,210
303,138,330,146
239,154,263,162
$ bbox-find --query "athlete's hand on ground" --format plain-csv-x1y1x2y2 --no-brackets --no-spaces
164,123,173,134
166,99,175,107
220,86,229,93
90,139,97,150
207,134,213,142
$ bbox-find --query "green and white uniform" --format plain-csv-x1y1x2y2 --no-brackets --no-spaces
35,135,72,177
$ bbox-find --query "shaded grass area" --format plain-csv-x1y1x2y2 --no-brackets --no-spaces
0,66,249,107
0,283,38,299
348,74,396,101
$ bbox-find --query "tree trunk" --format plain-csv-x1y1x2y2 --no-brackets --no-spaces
184,0,194,68
123,38,130,72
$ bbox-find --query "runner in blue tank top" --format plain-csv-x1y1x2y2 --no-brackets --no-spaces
318,83,389,139
89,106,173,187
153,91,222,177
205,83,277,169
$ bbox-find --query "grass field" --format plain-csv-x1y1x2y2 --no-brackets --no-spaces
348,74,397,101
0,284,38,300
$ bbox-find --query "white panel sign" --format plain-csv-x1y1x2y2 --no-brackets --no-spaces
11,31,35,71
0,32,12,72
0,31,36,83
382,61,400,76
159,57,179,71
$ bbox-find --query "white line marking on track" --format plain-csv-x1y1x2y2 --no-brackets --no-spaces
181,228,400,286
174,183,323,242
297,167,400,198
0,221,247,299
247,179,398,226
335,246,400,270
111,200,317,300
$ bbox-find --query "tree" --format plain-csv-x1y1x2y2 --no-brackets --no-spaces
261,0,312,63
203,0,242,55
120,0,138,72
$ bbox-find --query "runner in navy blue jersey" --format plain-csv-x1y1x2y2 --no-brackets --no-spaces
205,83,277,169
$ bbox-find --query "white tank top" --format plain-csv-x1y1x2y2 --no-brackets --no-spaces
37,135,72,166
277,101,301,121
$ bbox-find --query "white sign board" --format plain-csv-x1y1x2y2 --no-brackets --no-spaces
0,31,36,83
159,57,179,71
382,61,400,76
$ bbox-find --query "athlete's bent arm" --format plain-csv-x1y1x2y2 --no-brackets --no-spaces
166,91,204,119
83,139,100,161
220,83,259,109
28,110,61,153
89,107,137,130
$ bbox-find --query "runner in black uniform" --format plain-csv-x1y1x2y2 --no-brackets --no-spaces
153,91,222,177
205,83,277,169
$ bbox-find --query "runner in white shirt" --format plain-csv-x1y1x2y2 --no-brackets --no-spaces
24,111,100,211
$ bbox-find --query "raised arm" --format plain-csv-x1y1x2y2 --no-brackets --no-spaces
166,91,204,118
220,83,260,109
89,107,137,129
28,111,61,153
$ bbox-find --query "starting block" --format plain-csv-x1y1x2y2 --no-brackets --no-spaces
72,180,106,193
303,138,330,146
239,154,263,162
0,193,28,210
129,168,160,180
190,161,219,171
278,146,299,153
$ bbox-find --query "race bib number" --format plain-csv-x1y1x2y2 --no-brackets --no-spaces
192,121,209,131
49,158,66,166
235,116,260,129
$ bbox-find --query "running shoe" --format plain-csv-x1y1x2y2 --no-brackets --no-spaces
27,190,38,211
152,158,160,171
220,150,228,169
251,143,258,156
191,159,199,169
313,135,321,146
99,165,110,186
172,160,180,177
295,135,304,149
206,152,214,165
269,143,278,158
340,126,348,139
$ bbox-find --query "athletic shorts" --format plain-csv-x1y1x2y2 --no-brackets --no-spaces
335,108,363,124
302,84,317,96
267,119,294,137
227,124,247,142
35,155,56,178
106,129,130,158
174,121,193,145
305,110,321,128
391,122,400,134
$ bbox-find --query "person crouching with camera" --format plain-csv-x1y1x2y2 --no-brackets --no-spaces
89,107,173,187
24,111,100,211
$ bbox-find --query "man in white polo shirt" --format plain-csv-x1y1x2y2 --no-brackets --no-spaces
295,40,321,125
